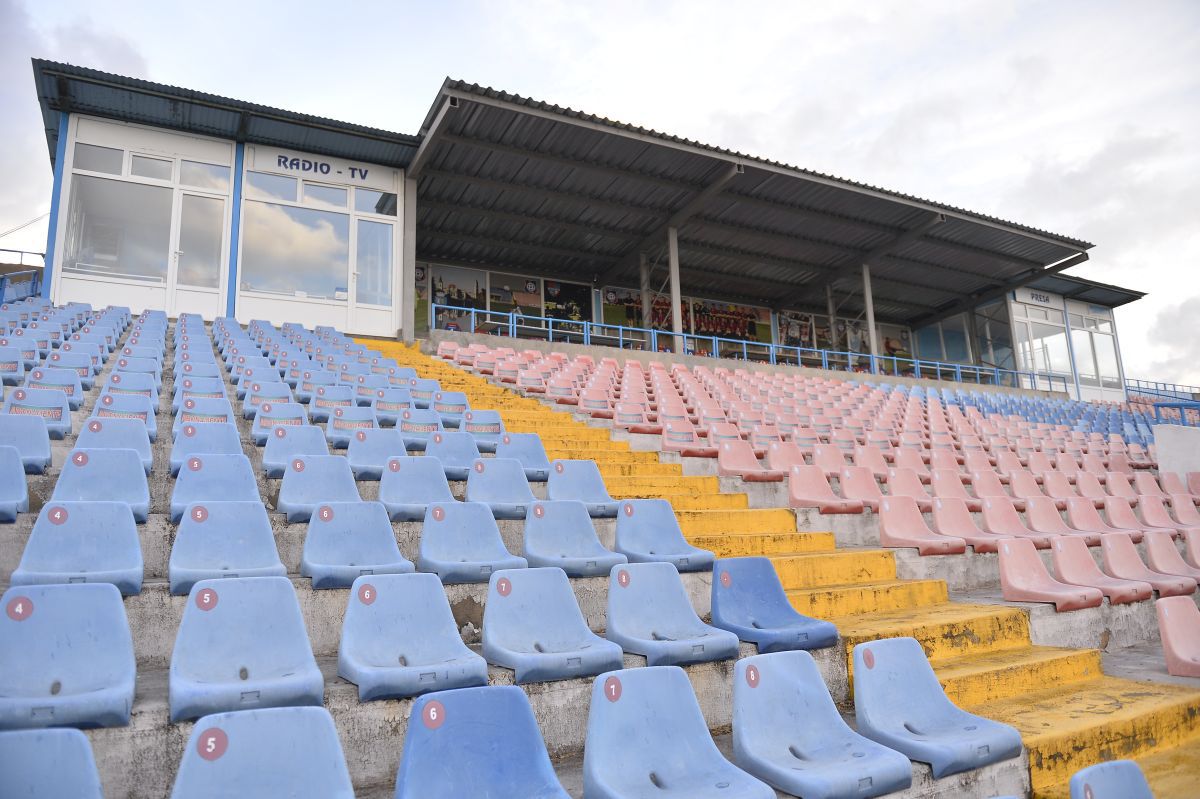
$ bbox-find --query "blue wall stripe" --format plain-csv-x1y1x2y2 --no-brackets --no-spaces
225,142,245,317
41,111,69,299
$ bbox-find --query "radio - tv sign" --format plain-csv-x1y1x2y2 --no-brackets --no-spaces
252,147,396,191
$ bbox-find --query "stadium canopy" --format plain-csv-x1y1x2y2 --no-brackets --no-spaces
34,61,1098,332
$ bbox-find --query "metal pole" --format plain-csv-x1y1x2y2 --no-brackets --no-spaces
862,263,879,358
638,253,653,327
825,284,838,351
399,176,418,343
667,226,684,354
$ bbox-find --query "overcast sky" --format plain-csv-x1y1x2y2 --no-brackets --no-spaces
2,0,1197,382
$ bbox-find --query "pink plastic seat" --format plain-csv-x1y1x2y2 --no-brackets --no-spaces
660,420,717,458
788,465,864,514
717,439,785,482
1157,596,1200,677
1042,471,1083,508
999,537,1104,611
839,467,884,512
1100,533,1196,596
764,441,807,473
811,444,850,478
891,449,930,481
878,495,966,555
1100,497,1154,543
853,445,891,480
578,389,614,419
1185,529,1200,569
1133,473,1168,500
612,402,662,435
1104,473,1139,503
1010,470,1060,510
1053,453,1082,484
963,450,996,474
995,450,1026,480
1171,495,1200,527
1137,496,1195,537
1107,452,1135,475
1025,451,1055,482
1050,536,1152,604
1074,472,1109,507
931,469,981,512
980,497,1053,548
886,467,934,513
1025,496,1098,546
970,470,1023,511
1162,473,1198,503
1144,531,1200,581
928,449,964,473
1081,454,1109,482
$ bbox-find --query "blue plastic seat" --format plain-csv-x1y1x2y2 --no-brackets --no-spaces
169,501,286,595
174,397,236,438
176,359,221,380
0,582,134,729
616,498,715,571
12,501,143,595
394,685,570,799
522,500,627,577
295,368,337,403
417,501,527,583
398,408,445,450
24,366,84,409
45,350,96,389
352,373,390,405
76,416,152,472
0,413,50,473
170,706,353,799
52,448,148,522
496,432,552,480
712,557,838,653
242,380,293,419
1068,759,1153,799
276,454,360,522
2,387,71,438
170,453,260,522
378,456,455,521
583,666,774,799
104,370,159,405
460,409,505,453
302,501,414,588
0,727,104,798
260,422,325,477
113,355,161,381
424,431,481,480
309,384,354,423
466,457,536,519
95,393,157,441
732,651,911,799
170,422,243,476
368,386,412,426
407,377,440,408
339,571,487,700
325,404,379,449
852,637,1023,777
346,428,406,480
548,459,619,516
483,567,623,683
0,345,32,385
431,390,470,427
606,561,739,666
118,343,161,362
250,401,309,445
170,576,324,722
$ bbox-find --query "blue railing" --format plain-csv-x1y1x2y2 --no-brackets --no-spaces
1152,401,1200,427
0,269,41,305
430,303,1070,393
1127,378,1200,401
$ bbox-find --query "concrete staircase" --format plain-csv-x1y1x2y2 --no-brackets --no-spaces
377,339,1200,798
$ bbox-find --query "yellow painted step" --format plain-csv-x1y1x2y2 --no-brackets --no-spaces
688,531,836,557
932,646,1103,707
675,508,798,536
771,549,897,589
788,579,949,620
634,493,748,511
967,676,1200,795
832,602,1031,666
597,463,683,477
1120,736,1200,799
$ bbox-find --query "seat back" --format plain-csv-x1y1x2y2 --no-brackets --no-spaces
173,454,260,517
615,498,692,554
1102,496,1144,530
1144,530,1194,575
3,387,71,430
522,500,607,554
840,466,883,504
461,410,505,445
0,728,103,797
852,637,952,728
466,458,535,504
711,556,798,629
339,572,471,671
52,447,147,505
0,412,50,472
171,707,353,799
717,438,767,472
732,650,847,760
607,561,699,638
379,456,453,507
1024,496,1073,534
496,433,551,477
1067,758,1153,799
420,501,513,562
887,467,931,503
547,459,614,503
765,440,807,471
483,567,593,650
425,431,482,468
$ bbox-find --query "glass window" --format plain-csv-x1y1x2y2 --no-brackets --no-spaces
73,143,123,175
245,171,296,202
177,195,224,288
355,189,398,216
1072,328,1099,386
941,315,971,363
915,325,942,360
62,175,172,283
131,155,173,181
1068,313,1084,327
1093,333,1122,386
241,202,349,300
356,220,392,306
180,161,231,192
1027,321,1072,374
303,183,348,208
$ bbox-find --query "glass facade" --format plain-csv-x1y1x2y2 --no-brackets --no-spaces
62,175,173,282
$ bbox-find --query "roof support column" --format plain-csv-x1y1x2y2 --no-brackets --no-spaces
638,253,653,329
825,284,838,351
399,175,417,343
862,263,879,359
667,227,684,353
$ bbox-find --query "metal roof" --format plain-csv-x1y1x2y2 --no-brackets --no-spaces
32,61,1140,324
1027,272,1145,308
31,59,420,169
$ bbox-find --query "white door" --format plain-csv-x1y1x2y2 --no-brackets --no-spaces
169,191,227,319
347,217,396,336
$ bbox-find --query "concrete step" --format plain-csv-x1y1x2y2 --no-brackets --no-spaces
931,646,1104,706
1115,736,1200,799
771,549,897,590
687,530,836,557
788,577,950,619
596,462,683,477
611,491,749,511
675,508,798,536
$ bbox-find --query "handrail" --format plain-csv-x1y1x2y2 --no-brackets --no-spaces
1152,401,1200,427
1127,378,1200,401
0,249,45,268
430,303,1071,394
0,269,41,305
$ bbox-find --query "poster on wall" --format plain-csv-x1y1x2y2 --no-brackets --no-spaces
489,273,541,319
878,323,913,360
602,286,646,328
543,280,593,323
814,315,834,349
690,299,771,343
430,264,486,332
414,264,429,335
778,311,815,348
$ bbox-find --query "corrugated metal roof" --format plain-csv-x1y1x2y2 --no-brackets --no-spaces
1027,273,1145,308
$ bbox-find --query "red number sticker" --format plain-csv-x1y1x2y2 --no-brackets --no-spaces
464,411,473,421
423,700,446,729
185,399,195,410
292,459,305,473
554,462,564,474
377,389,385,398
623,503,634,517
196,587,219,611
1083,785,1094,799
191,506,209,523
102,395,114,406
616,569,631,588
355,430,367,442
402,410,411,420
317,505,335,522
13,390,24,400
432,433,442,444
88,419,102,433
188,457,203,472
6,595,33,621
274,426,287,439
604,675,622,702
72,451,89,467
335,407,343,418
183,364,192,372
502,435,511,445
183,424,197,438
358,583,376,605
48,506,68,525
473,461,485,473
533,504,545,519
33,370,42,379
196,727,228,761
119,359,127,367
388,459,402,473
745,664,760,688
720,571,732,588
252,383,261,393
431,506,445,522
496,577,512,597
863,648,876,670
317,387,325,396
